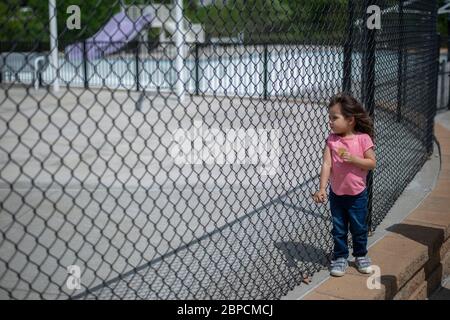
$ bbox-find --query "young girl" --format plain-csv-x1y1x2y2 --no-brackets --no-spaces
312,93,376,277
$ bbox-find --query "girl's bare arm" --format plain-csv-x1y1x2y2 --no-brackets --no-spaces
318,145,332,190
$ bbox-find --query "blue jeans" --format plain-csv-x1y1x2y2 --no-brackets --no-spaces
329,187,369,260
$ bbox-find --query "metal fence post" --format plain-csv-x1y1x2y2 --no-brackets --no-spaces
83,40,88,89
427,1,440,155
37,41,43,88
396,0,404,122
447,14,450,62
195,42,199,96
343,0,354,94
135,41,140,91
362,1,376,233
0,41,2,84
263,44,268,100
447,25,450,110
440,60,445,108
427,32,440,156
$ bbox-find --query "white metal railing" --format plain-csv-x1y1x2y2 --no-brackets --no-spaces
1,47,401,100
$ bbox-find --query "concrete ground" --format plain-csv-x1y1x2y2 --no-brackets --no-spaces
0,86,330,299
0,85,436,299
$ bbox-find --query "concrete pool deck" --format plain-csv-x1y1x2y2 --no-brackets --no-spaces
0,86,435,299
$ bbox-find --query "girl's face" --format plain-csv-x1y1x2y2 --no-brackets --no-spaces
328,103,354,135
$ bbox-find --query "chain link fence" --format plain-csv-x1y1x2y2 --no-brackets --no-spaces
0,0,439,299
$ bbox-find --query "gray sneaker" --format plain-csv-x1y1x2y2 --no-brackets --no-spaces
355,256,373,274
330,257,348,277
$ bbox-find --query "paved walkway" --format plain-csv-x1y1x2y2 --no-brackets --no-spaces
428,110,450,300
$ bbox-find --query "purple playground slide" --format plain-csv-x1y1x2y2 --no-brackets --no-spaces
65,11,154,61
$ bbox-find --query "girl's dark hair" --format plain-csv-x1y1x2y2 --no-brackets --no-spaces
328,93,375,141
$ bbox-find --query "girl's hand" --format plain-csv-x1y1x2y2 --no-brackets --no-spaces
341,151,355,163
312,189,327,203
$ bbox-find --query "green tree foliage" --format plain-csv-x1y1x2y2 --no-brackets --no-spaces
185,0,348,43
0,0,120,46
438,0,449,47
0,0,447,47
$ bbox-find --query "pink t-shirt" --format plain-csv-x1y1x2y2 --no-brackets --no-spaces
326,132,374,196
